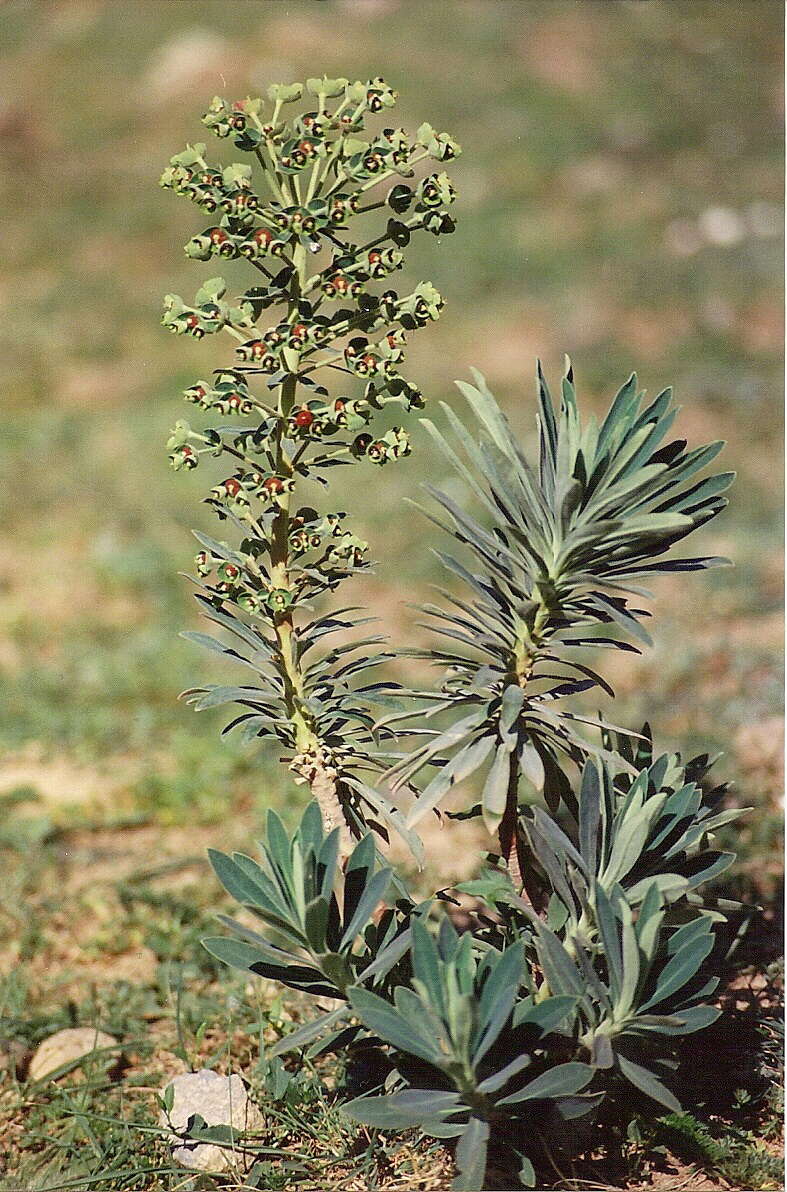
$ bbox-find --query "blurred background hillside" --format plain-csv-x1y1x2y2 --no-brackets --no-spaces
0,0,782,988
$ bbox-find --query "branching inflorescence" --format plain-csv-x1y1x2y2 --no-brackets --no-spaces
161,77,459,854
162,80,747,1192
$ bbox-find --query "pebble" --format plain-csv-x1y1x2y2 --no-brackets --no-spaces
28,1028,119,1082
160,1069,264,1173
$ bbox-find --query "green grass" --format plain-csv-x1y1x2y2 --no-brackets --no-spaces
1,848,781,1190
0,865,452,1191
0,1,781,807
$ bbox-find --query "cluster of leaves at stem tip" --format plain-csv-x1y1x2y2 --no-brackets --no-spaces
162,81,747,1192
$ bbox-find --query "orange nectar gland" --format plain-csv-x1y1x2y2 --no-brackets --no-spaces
209,228,228,245
294,408,315,429
223,477,242,498
262,475,285,496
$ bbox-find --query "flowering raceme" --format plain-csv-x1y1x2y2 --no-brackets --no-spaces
162,77,459,852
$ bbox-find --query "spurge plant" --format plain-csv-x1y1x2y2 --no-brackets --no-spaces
161,77,744,1190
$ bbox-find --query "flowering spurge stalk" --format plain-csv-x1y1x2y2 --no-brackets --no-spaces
202,366,746,1191
380,363,733,892
161,78,459,852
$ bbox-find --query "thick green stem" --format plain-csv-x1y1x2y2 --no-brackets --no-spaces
268,242,352,849
498,595,553,893
498,753,524,888
269,247,311,745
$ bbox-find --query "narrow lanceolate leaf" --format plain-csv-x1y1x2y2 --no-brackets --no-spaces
496,1062,594,1105
344,1089,462,1131
635,881,665,962
594,885,623,1005
201,937,333,995
304,895,330,953
347,988,442,1065
534,924,585,999
207,849,271,910
406,734,494,828
474,943,523,1063
639,932,715,1012
515,995,578,1035
355,926,414,984
453,1116,490,1192
579,761,602,874
269,1005,349,1057
481,743,512,833
618,898,641,1016
339,867,392,950
411,918,447,1020
476,1053,532,1095
616,1055,681,1112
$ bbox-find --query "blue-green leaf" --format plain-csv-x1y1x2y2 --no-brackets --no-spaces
617,1055,681,1112
344,1088,462,1131
497,1062,594,1105
339,867,392,950
640,934,715,1012
348,987,442,1064
453,1116,489,1191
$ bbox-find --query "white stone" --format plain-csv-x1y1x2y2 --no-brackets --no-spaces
698,205,745,248
28,1028,119,1082
160,1069,264,1174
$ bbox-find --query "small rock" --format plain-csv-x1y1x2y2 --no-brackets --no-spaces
698,205,745,248
28,1028,119,1082
160,1069,264,1173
